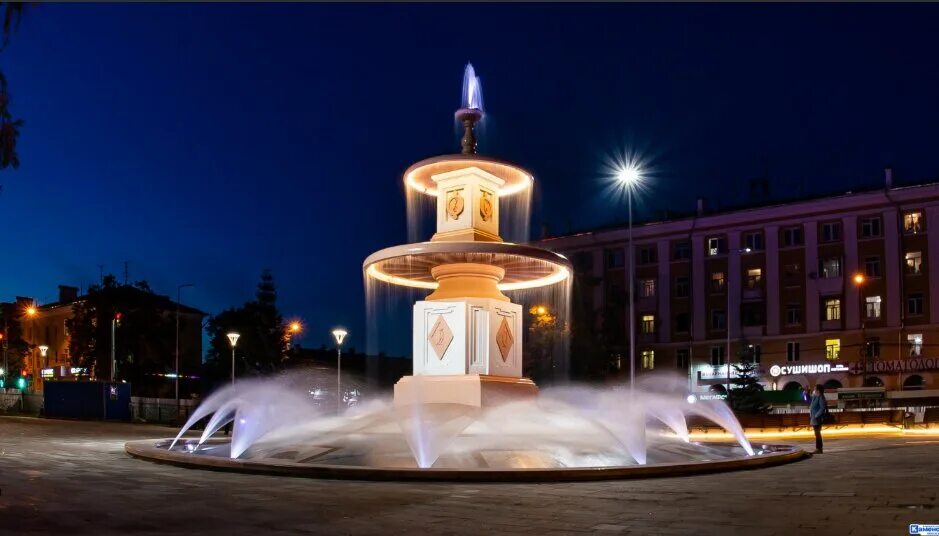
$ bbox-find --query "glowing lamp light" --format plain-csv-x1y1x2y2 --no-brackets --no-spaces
25,306,37,317
853,273,865,285
616,165,642,185
226,332,241,348
0,367,5,376
38,345,49,358
536,306,547,315
16,377,26,389
288,321,302,334
332,328,348,346
686,394,697,404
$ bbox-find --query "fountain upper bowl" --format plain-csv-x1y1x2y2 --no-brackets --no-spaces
404,154,533,197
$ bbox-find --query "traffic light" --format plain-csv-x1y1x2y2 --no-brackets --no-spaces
114,312,122,325
15,376,26,390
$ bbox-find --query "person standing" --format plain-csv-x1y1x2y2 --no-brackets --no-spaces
809,384,828,454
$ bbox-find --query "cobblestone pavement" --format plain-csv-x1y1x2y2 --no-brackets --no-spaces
0,416,936,535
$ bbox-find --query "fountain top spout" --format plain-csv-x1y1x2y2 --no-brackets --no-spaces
456,63,484,155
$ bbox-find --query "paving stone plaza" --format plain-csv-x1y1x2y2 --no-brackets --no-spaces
1,416,936,535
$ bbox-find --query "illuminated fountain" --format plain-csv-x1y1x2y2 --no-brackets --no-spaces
126,65,804,480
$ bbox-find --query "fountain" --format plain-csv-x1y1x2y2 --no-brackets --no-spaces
126,65,805,481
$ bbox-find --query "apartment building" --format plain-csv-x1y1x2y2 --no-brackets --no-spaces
540,172,939,394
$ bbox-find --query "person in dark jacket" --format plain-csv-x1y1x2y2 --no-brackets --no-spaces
809,384,828,454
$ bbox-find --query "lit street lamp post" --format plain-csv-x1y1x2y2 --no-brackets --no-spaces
332,328,347,412
227,332,240,386
616,165,642,393
175,283,194,414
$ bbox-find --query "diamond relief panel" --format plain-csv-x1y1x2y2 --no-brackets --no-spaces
496,316,514,362
428,315,454,360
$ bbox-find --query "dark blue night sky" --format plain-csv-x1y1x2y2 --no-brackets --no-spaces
3,4,939,354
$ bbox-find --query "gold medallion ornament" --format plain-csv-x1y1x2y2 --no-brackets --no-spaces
479,191,493,222
428,315,454,359
496,316,514,362
446,191,464,220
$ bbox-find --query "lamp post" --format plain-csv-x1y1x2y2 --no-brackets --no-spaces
175,283,194,413
616,165,642,393
726,247,752,400
853,273,868,385
25,306,37,388
227,332,240,386
332,328,347,412
111,312,121,382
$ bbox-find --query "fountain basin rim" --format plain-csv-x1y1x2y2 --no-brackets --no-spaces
363,241,572,291
125,439,807,483
404,154,533,197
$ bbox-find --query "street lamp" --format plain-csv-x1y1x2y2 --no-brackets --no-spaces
616,164,643,393
726,247,752,398
175,283,194,412
332,328,347,412
227,332,240,386
853,273,869,385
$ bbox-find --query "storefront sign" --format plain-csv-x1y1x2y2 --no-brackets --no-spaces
69,367,87,375
41,368,54,378
847,357,939,375
769,363,850,377
696,364,764,381
839,390,885,400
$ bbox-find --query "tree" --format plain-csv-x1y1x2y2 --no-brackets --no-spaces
730,345,770,414
204,270,286,388
0,3,26,172
524,304,568,384
0,301,31,379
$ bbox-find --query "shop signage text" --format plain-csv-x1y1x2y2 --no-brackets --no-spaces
769,363,850,377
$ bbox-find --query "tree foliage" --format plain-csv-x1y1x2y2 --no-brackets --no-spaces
730,344,770,414
204,270,286,387
0,301,31,378
0,2,26,172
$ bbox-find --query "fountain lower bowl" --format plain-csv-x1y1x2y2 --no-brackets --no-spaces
363,241,572,292
125,439,806,482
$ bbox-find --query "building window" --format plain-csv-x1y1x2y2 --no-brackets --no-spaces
783,226,803,247
824,298,841,321
676,349,689,369
641,314,655,334
865,296,882,320
787,341,800,362
908,334,923,357
606,249,625,269
674,276,690,298
710,346,726,366
641,350,655,370
905,251,923,274
638,246,657,265
904,211,923,234
821,222,842,242
675,313,690,333
784,263,802,288
865,337,881,358
710,309,726,330
825,339,840,360
860,217,882,238
707,237,725,256
820,257,841,278
743,344,762,364
640,278,656,298
710,272,726,293
908,293,924,316
864,256,881,278
746,268,762,289
786,304,802,325
744,231,764,251
742,302,763,326
673,241,691,261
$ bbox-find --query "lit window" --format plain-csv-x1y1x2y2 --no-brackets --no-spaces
640,279,656,298
711,272,726,293
746,268,762,289
865,296,882,319
641,350,655,370
860,217,882,238
825,339,841,360
906,251,923,274
904,212,923,234
707,237,725,256
641,314,655,334
908,334,923,357
821,257,841,278
825,298,841,321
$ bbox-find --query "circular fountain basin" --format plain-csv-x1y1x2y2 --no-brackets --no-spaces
404,154,533,197
125,438,806,482
363,241,572,291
